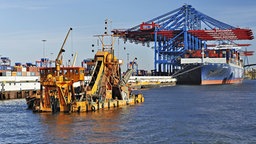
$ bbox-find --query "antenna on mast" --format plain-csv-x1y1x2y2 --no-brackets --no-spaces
94,19,116,55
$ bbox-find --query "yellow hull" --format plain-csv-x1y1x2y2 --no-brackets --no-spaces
74,94,144,112
32,94,144,113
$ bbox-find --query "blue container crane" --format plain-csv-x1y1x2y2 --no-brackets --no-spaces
112,4,254,75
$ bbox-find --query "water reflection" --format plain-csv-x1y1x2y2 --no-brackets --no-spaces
2,81,256,143
39,107,132,143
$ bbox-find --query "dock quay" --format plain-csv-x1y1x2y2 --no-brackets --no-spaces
128,76,176,89
83,76,176,89
0,75,176,100
245,68,256,80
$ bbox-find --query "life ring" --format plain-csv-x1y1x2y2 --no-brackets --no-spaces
91,105,96,111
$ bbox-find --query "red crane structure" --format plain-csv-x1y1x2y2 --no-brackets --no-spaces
113,4,254,75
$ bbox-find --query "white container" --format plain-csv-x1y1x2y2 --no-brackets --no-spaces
2,71,12,76
27,72,31,76
22,67,27,72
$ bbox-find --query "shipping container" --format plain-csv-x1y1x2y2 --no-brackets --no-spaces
14,66,23,72
22,72,27,76
16,72,22,76
2,65,7,70
11,72,17,76
27,67,38,72
15,63,22,66
22,67,26,72
30,72,36,76
26,72,31,76
35,72,40,76
1,71,12,76
6,66,13,71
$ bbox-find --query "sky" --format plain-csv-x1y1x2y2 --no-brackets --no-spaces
0,0,255,71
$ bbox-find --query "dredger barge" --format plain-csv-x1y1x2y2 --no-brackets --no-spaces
27,28,144,113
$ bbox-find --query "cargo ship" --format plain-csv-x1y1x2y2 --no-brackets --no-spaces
174,44,244,85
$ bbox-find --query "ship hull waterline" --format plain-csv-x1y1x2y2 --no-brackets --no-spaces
176,63,244,85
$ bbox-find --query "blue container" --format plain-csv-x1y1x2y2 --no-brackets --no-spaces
16,72,22,76
2,65,7,70
6,66,13,71
30,72,36,76
15,63,22,66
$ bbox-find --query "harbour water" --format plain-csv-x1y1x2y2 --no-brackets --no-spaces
0,80,256,143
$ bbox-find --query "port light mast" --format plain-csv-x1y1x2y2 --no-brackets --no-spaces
112,4,254,75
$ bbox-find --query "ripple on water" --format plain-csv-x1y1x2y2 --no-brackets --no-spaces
0,80,256,143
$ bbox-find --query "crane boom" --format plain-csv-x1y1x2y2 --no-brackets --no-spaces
56,27,73,66
56,27,72,76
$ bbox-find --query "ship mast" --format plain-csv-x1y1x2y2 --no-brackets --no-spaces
94,19,116,56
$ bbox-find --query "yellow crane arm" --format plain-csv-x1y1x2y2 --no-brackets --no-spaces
56,27,73,66
55,27,73,76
